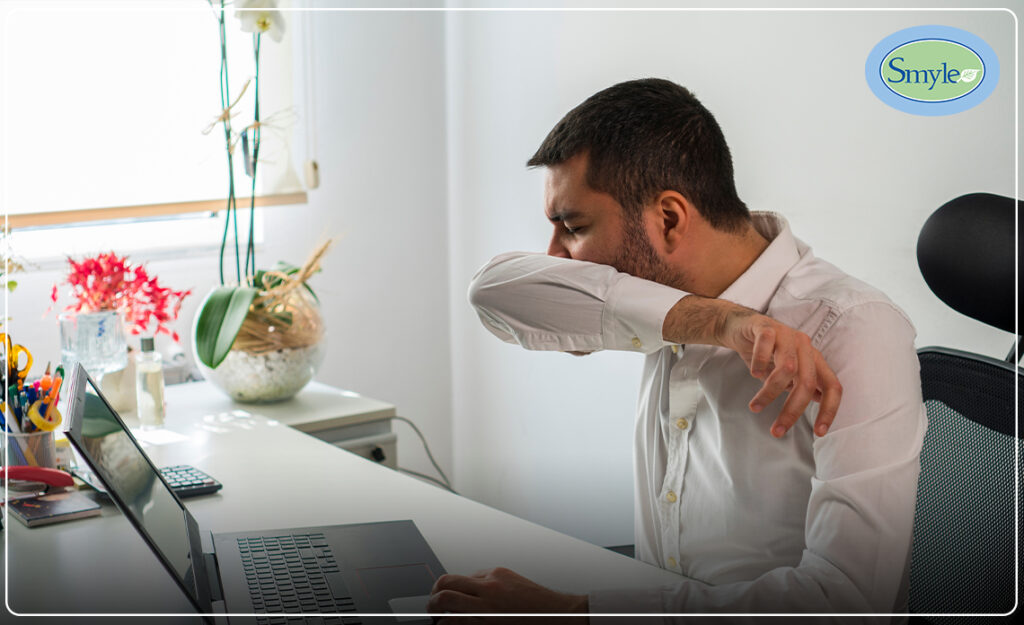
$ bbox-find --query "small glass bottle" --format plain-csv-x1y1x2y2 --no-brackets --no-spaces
135,337,166,430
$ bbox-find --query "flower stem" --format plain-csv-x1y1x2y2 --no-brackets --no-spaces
216,0,241,286
246,32,261,284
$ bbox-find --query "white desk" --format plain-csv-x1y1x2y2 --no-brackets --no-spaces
1,394,682,622
145,381,398,467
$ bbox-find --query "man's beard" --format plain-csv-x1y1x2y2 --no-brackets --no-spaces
611,215,687,290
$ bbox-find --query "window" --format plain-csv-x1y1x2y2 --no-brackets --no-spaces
1,0,307,256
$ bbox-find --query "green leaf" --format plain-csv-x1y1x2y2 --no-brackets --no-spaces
194,286,258,369
254,261,319,303
274,261,300,274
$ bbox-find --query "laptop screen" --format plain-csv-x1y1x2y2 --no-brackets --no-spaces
67,367,199,603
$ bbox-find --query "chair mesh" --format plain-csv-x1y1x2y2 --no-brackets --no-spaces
918,351,1019,435
910,351,1021,623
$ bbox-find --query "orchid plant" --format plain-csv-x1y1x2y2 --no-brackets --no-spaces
196,0,306,369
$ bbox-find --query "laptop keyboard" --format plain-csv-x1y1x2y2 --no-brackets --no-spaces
238,533,362,625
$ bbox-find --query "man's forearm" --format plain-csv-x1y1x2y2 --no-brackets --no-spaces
662,294,842,438
661,294,757,347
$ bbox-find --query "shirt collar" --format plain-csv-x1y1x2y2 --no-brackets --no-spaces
717,211,802,314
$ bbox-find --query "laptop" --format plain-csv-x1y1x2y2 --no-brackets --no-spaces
63,363,445,624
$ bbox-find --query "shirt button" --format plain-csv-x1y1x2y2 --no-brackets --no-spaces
676,417,689,430
666,491,677,503
667,556,677,568
631,337,642,349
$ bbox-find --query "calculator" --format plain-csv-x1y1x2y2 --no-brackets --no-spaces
73,464,223,499
159,465,223,498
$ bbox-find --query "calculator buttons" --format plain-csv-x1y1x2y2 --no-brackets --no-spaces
159,465,223,498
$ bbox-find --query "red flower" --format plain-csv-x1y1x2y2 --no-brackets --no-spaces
54,252,192,339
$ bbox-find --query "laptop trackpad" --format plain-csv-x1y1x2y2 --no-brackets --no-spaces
388,594,431,621
357,562,435,600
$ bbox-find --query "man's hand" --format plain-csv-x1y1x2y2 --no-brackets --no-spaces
428,567,588,624
662,295,842,438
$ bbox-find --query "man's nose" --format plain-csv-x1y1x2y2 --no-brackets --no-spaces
547,234,570,258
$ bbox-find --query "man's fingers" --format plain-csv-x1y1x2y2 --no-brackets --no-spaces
737,317,843,438
749,366,793,418
432,573,485,596
770,337,817,437
812,351,843,436
428,589,486,614
748,325,776,380
749,332,797,414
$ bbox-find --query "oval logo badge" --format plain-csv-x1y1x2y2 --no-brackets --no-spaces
866,25,999,115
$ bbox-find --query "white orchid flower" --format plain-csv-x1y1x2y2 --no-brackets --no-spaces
235,0,285,43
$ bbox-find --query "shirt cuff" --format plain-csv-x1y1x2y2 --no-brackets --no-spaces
602,275,687,354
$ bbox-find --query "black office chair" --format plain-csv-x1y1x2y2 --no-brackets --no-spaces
909,192,1023,622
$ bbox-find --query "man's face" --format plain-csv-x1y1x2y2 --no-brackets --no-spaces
544,153,680,286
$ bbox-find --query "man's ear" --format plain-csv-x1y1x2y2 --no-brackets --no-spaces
650,191,692,252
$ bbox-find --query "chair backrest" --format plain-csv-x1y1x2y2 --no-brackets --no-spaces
916,192,1021,335
911,192,1021,619
910,347,1021,617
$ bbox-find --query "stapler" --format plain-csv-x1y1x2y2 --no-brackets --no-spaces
0,466,76,502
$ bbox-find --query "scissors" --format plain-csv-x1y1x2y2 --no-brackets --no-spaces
2,333,33,389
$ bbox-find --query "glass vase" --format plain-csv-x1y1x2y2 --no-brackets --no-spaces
193,287,326,403
58,310,128,377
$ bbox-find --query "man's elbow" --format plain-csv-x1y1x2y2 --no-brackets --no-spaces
466,253,524,313
467,267,494,314
466,257,522,344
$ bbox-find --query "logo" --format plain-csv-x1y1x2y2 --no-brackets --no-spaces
866,25,999,115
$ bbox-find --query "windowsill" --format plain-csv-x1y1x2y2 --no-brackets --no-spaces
6,211,266,270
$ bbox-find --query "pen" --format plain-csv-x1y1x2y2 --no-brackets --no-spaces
7,385,21,425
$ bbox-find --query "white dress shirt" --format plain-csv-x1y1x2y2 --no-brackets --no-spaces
468,212,926,622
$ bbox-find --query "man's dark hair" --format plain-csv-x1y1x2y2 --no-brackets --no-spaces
527,78,749,232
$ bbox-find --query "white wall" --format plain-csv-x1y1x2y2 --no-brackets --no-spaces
446,2,1019,548
267,4,453,486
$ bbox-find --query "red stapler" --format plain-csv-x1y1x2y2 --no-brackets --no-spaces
0,466,75,488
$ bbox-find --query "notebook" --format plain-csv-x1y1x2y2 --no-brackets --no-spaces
6,490,102,527
63,363,444,624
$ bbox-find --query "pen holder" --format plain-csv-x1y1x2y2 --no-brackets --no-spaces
3,430,58,474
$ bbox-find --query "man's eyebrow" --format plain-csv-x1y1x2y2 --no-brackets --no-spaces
547,209,583,223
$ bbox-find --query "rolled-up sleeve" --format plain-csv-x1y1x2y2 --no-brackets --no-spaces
468,252,686,354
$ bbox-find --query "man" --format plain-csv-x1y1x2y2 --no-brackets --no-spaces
429,79,925,620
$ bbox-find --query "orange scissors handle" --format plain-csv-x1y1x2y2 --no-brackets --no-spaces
2,333,33,384
12,346,32,381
